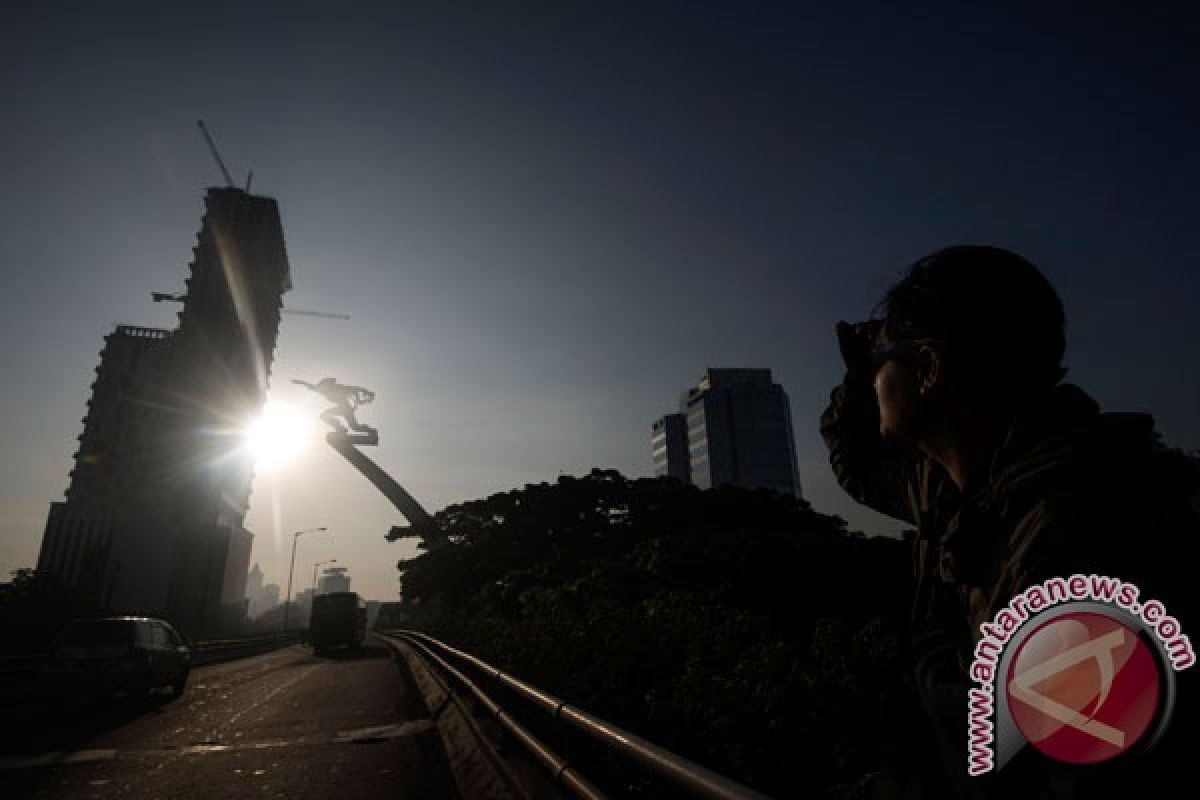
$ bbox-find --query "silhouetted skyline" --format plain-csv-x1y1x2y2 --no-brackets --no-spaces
3,1,1198,601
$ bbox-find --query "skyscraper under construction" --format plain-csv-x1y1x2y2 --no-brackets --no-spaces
37,187,292,635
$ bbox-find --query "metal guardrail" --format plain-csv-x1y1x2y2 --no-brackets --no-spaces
385,630,773,800
189,631,304,665
0,631,304,673
0,631,304,707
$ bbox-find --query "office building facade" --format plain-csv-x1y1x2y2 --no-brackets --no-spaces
318,566,351,595
652,368,801,497
651,413,689,482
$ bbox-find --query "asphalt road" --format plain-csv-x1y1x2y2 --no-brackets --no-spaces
0,641,460,799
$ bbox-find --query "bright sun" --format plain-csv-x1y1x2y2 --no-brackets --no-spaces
244,402,311,471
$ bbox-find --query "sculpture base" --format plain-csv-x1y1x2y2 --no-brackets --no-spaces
328,430,379,447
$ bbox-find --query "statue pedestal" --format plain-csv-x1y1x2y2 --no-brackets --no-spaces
339,430,378,446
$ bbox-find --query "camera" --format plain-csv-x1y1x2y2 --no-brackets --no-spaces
836,319,883,375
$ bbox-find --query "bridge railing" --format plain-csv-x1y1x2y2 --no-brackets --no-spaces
0,630,304,706
382,629,773,800
0,630,304,680
188,631,304,665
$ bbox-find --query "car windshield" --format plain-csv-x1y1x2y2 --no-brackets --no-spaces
59,620,135,646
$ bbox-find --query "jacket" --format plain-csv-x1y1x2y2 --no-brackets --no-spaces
820,374,1199,799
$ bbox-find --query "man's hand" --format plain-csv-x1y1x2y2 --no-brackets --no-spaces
836,320,881,379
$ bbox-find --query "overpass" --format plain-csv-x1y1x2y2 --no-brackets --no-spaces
0,632,770,799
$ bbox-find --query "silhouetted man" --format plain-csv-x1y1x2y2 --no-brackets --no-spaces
820,246,1197,798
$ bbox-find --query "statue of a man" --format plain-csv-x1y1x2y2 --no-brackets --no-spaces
292,378,377,438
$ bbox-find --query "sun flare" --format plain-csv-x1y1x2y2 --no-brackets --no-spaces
244,402,311,471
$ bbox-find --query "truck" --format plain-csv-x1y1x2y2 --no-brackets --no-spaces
309,592,367,654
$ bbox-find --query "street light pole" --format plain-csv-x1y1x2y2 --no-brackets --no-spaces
312,558,337,598
283,527,328,634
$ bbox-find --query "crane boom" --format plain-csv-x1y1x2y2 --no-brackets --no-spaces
151,291,349,319
282,308,352,320
196,119,234,187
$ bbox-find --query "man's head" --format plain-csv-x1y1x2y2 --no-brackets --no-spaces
869,246,1068,443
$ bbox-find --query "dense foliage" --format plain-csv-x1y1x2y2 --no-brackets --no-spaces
391,470,921,798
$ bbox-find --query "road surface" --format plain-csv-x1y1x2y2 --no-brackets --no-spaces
0,641,459,799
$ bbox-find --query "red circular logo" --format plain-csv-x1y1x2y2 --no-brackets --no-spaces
1006,612,1161,764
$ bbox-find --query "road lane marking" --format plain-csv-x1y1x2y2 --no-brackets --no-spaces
0,749,116,770
60,749,117,764
224,663,322,727
334,720,435,743
180,740,290,754
0,721,435,770
3,649,329,789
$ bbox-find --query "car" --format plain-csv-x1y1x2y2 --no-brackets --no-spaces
43,617,191,701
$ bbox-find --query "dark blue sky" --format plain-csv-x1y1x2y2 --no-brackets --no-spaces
3,1,1197,600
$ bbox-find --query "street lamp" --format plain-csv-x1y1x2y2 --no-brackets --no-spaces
283,526,328,633
312,558,337,598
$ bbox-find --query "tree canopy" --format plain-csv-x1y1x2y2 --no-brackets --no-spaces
393,470,917,798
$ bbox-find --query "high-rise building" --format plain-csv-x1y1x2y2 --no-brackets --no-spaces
39,325,174,609
245,563,281,618
318,566,351,595
652,368,801,497
246,561,264,599
260,583,280,614
37,187,292,635
245,562,264,616
294,588,314,626
651,413,689,482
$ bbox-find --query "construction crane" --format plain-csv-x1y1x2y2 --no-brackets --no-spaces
279,307,351,320
151,292,350,320
197,119,253,190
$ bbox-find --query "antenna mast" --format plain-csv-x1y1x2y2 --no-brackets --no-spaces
196,119,235,187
